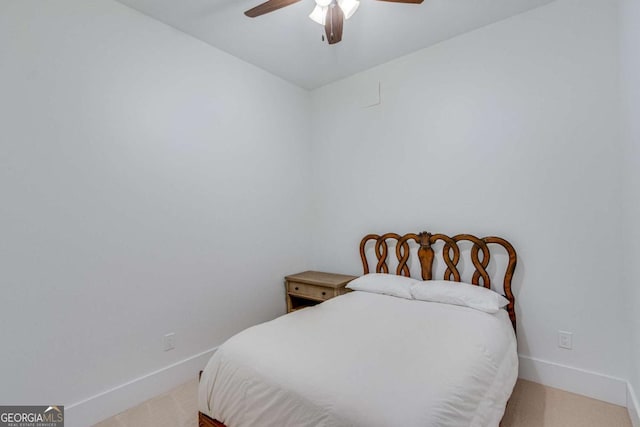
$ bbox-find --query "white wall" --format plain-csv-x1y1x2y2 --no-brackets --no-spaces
620,0,640,419
0,0,310,424
310,0,628,393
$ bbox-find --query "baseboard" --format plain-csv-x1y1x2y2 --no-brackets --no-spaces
63,349,630,426
629,382,640,427
65,346,218,427
518,355,628,406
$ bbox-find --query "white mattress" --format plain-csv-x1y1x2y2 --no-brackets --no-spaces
199,291,518,427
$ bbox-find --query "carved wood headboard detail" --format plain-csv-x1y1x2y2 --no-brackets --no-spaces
359,231,518,331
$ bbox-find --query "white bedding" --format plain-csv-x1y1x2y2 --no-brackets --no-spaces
199,291,518,427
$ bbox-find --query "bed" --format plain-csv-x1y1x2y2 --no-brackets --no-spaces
198,231,518,427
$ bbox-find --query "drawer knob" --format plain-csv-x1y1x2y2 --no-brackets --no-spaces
322,291,326,296
295,287,299,291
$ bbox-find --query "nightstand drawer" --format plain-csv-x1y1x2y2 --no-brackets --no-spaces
287,282,333,301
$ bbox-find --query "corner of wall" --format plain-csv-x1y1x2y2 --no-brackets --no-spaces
628,382,640,427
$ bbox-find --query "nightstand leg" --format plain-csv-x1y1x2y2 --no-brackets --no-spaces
285,285,292,313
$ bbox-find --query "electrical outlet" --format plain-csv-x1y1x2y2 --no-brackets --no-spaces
558,331,573,350
163,333,175,351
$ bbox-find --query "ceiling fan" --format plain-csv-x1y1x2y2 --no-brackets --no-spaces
244,0,424,45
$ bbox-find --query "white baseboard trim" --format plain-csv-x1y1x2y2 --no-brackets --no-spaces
518,355,627,406
63,349,631,426
629,383,640,427
65,346,217,427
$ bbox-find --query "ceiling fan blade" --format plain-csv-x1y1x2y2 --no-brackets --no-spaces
324,4,344,45
376,0,423,3
244,0,302,17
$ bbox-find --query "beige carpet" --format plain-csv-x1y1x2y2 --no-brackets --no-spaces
94,378,631,427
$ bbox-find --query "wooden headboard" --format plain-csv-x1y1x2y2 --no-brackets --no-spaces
359,231,518,330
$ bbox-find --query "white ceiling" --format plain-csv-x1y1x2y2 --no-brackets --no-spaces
117,0,554,89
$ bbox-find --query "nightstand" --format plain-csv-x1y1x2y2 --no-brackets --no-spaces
285,271,358,313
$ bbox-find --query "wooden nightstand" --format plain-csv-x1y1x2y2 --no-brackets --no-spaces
285,271,358,313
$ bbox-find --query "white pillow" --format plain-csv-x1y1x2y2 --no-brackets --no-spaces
410,280,510,314
346,273,417,299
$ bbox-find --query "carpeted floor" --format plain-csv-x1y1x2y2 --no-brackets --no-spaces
502,380,631,426
94,378,632,427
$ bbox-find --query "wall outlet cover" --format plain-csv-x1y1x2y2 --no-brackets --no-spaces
558,330,573,350
163,333,176,351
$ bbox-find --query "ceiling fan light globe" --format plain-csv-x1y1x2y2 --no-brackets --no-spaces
309,5,327,25
338,0,359,19
315,0,332,7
